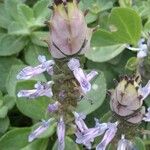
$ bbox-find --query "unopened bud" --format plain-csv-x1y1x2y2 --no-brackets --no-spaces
49,0,92,58
110,76,145,123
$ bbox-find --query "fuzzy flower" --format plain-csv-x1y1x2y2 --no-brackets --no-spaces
117,135,135,150
96,122,118,150
68,58,98,93
126,38,148,58
17,81,54,99
49,0,92,58
143,107,150,122
57,117,65,150
17,55,54,80
28,119,51,142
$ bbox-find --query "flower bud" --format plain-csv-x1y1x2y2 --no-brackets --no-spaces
110,76,146,123
49,0,92,58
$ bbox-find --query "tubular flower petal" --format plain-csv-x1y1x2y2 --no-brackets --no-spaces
57,117,65,150
49,0,92,58
68,58,98,93
74,112,88,133
17,55,54,80
75,118,108,149
48,101,61,112
126,38,148,58
138,80,150,101
143,107,150,122
117,135,136,150
96,122,118,150
17,81,54,99
28,119,51,142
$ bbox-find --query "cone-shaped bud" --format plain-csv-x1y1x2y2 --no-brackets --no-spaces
110,76,146,123
49,0,92,58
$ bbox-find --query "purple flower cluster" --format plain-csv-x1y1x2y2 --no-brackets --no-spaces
17,56,99,150
74,112,118,149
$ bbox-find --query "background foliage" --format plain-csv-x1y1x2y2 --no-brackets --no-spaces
0,0,150,149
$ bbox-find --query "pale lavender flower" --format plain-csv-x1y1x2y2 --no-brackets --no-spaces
28,119,51,142
48,101,60,112
96,122,118,150
75,117,108,149
117,135,136,150
17,81,54,99
126,39,148,58
57,117,65,150
143,107,150,122
138,80,150,100
74,112,88,133
86,70,98,81
68,58,98,93
17,55,54,80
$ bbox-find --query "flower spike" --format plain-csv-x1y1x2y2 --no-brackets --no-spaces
17,81,54,99
17,55,54,80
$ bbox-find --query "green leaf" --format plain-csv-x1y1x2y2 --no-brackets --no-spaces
21,139,48,150
133,0,150,19
85,44,126,62
8,22,30,35
4,0,23,21
6,65,26,97
134,137,146,150
52,137,80,150
0,128,30,150
0,117,10,133
91,30,119,47
18,4,34,23
0,57,23,92
33,0,51,26
108,7,142,45
119,0,132,7
144,20,150,33
76,72,106,114
2,95,15,110
0,35,28,56
82,0,114,13
101,111,112,122
125,57,138,71
16,81,51,120
6,64,46,97
0,106,8,118
0,4,12,29
31,32,49,47
24,45,51,65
